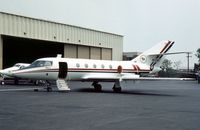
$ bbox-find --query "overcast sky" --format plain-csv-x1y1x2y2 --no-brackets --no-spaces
0,0,200,68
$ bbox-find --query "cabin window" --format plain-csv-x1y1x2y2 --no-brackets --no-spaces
101,64,105,69
76,63,80,68
93,64,97,68
109,65,112,69
85,63,88,68
44,61,52,66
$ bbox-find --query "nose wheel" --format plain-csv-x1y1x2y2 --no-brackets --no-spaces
45,81,52,92
33,80,52,92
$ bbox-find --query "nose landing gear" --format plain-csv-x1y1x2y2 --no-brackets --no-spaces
33,80,52,92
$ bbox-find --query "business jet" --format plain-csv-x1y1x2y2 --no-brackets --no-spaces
0,63,30,78
8,40,192,92
0,63,30,85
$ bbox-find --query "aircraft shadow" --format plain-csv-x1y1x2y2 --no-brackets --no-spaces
73,88,177,97
0,86,177,97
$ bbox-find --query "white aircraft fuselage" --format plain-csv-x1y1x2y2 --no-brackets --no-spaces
12,58,152,79
10,40,176,92
0,63,30,78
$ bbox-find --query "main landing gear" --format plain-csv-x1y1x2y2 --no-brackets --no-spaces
92,81,102,92
92,80,122,93
112,80,122,93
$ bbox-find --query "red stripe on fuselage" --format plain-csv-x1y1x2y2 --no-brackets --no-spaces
133,65,137,70
13,67,151,74
135,65,141,70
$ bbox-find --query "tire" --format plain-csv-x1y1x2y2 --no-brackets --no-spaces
47,87,52,92
113,87,122,93
1,81,5,85
198,76,200,84
94,84,102,92
34,89,39,92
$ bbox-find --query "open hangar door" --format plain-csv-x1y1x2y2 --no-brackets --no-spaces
3,36,64,68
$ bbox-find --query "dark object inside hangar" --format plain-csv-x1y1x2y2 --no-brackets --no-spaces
2,36,64,68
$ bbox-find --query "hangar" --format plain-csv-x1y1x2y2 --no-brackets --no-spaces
0,12,123,69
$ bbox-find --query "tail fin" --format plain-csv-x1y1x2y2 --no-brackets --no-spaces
132,40,174,70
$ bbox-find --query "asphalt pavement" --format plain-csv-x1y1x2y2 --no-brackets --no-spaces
0,80,200,130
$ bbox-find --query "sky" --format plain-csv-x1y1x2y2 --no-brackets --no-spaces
0,0,200,69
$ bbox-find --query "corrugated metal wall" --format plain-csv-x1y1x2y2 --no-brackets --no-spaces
64,44,77,58
0,12,123,61
102,48,112,60
90,47,101,60
0,36,2,69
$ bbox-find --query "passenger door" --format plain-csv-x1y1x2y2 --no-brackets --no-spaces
58,62,68,79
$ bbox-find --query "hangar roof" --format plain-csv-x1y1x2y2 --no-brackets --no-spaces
0,11,123,37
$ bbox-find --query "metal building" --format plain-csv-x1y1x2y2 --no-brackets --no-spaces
0,12,123,69
123,52,141,61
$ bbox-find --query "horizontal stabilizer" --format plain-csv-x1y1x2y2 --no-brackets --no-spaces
149,51,192,56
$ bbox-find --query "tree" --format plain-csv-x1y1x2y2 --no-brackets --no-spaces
173,61,182,70
159,59,177,77
195,48,200,63
160,59,172,71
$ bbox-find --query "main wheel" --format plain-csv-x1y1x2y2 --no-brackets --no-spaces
34,89,39,92
47,87,52,92
113,86,122,93
94,84,102,92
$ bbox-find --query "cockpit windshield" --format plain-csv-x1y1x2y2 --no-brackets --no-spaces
14,64,21,67
21,60,52,69
30,60,52,68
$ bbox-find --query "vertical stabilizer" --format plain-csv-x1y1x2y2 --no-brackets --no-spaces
132,40,174,70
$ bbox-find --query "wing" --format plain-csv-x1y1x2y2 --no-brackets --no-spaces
81,73,195,82
81,73,140,82
129,77,195,81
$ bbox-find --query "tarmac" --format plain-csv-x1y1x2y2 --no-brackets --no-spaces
0,80,200,130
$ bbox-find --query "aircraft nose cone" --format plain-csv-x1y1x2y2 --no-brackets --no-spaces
1,70,14,77
0,70,3,77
